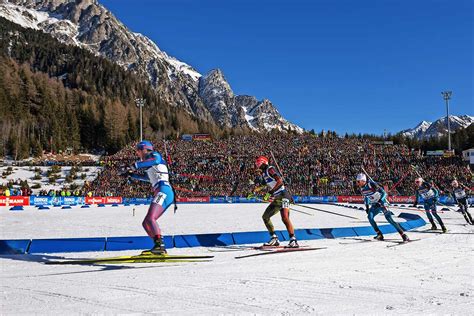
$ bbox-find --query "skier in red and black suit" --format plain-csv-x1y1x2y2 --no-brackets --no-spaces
253,156,299,248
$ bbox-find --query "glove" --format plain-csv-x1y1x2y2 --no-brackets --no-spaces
263,193,272,202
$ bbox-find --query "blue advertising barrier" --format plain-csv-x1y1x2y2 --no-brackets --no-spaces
293,196,338,204
0,239,31,254
29,196,85,206
0,213,426,254
28,237,106,254
174,233,234,248
106,236,173,251
124,198,153,205
29,195,52,206
209,196,258,203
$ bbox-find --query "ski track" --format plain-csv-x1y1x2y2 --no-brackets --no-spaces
1,204,473,314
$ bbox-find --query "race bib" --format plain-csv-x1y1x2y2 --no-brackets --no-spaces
153,192,167,206
454,191,466,199
282,198,290,209
421,190,435,199
367,192,381,204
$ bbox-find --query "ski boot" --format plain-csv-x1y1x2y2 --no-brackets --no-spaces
287,236,299,248
429,220,438,230
441,226,447,233
142,237,167,255
401,233,410,242
373,231,384,241
263,234,280,247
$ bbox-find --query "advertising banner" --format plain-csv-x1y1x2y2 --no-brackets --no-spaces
124,197,152,205
62,196,84,205
192,134,211,141
85,197,106,205
181,134,193,141
105,197,123,204
387,196,416,203
29,195,52,206
337,196,364,203
177,196,210,203
307,196,337,203
0,196,30,206
210,197,228,203
2,194,466,208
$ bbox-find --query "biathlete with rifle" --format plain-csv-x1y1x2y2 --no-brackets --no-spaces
356,173,409,242
252,156,299,248
122,140,175,255
450,179,473,225
412,177,447,233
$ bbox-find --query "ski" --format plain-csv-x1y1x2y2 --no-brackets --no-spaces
234,247,326,259
208,246,249,252
410,229,443,234
209,245,309,252
386,239,421,248
253,245,310,250
46,258,212,265
45,253,214,265
339,237,404,244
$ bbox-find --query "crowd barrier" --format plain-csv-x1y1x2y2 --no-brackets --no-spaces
0,212,426,254
1,195,471,207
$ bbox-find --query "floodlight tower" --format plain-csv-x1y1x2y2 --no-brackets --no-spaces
441,91,452,151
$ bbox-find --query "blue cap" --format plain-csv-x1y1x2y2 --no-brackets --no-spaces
136,140,154,151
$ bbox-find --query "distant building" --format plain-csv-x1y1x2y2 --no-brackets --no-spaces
462,148,474,164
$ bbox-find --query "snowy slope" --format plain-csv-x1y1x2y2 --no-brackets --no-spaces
0,166,101,193
1,203,473,314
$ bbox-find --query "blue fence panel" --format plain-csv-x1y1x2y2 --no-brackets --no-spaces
0,239,31,254
106,236,173,251
174,233,234,248
28,237,106,253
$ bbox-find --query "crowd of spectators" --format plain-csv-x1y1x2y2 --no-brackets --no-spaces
84,133,472,198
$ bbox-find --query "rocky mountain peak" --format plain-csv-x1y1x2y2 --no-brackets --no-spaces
400,115,473,139
0,0,303,133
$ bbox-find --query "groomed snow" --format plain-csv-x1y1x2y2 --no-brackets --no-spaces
1,203,473,314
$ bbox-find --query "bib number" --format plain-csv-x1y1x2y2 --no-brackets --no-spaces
153,192,167,206
421,190,434,199
282,198,290,209
454,191,466,199
367,192,381,204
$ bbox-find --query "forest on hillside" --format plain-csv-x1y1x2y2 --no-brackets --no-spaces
0,17,224,159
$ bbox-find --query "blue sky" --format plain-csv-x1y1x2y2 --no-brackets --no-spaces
100,0,472,135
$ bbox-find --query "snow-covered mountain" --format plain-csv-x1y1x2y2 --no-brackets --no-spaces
198,69,302,132
400,115,473,139
0,0,302,132
400,121,432,139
